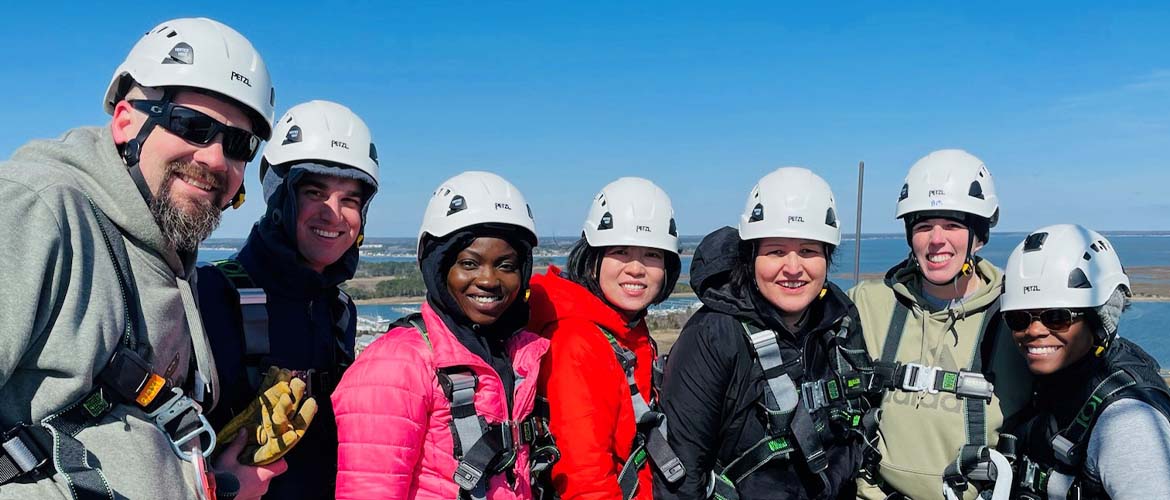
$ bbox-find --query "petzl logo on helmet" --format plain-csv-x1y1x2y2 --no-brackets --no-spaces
231,71,252,87
331,140,349,149
163,43,194,65
494,202,512,210
929,189,946,197
787,215,805,223
636,225,652,233
282,126,302,146
1023,285,1041,294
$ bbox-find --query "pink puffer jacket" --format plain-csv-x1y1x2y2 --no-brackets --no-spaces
333,302,550,500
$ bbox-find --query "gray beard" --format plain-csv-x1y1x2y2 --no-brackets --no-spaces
150,163,224,253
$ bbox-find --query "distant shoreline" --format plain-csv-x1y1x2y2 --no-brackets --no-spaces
353,288,1170,306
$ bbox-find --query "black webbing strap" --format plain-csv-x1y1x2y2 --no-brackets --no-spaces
212,259,269,389
880,304,909,365
718,434,796,485
333,288,356,368
1051,369,1138,467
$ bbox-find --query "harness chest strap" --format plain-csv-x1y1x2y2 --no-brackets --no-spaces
596,327,684,500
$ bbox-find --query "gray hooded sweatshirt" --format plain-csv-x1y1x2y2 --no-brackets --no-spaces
0,126,218,499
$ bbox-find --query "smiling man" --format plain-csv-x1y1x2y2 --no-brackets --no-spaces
848,150,1033,500
195,100,379,500
0,18,274,500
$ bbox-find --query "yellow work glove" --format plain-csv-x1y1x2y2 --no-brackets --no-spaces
215,367,319,466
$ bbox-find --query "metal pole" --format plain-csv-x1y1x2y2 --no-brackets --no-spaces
854,161,864,284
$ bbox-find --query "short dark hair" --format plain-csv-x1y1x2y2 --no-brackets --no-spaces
730,238,837,293
564,237,681,308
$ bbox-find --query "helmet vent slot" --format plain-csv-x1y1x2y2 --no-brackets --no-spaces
749,203,764,223
447,195,467,216
1067,268,1093,289
1023,232,1048,252
598,212,613,230
967,181,985,200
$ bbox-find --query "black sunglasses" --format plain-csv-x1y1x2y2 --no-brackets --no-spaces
1004,308,1085,332
129,100,260,162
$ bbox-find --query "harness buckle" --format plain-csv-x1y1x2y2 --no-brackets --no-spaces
901,363,938,393
800,380,829,412
146,388,216,462
1,424,48,475
955,371,994,401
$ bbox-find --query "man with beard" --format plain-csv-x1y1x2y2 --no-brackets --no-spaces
0,18,275,500
196,100,380,500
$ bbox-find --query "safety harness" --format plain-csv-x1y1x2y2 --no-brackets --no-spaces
866,300,1003,499
402,315,559,500
595,326,685,499
0,195,216,500
707,315,875,500
210,259,354,397
991,368,1170,500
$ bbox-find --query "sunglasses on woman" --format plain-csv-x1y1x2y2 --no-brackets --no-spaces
130,100,261,162
1003,308,1085,332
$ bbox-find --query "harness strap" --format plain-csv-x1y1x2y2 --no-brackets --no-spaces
964,304,1000,449
599,327,684,499
723,322,831,492
1052,369,1137,467
880,304,909,364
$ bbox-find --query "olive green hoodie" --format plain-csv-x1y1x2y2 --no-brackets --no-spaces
849,258,1031,500
0,127,218,499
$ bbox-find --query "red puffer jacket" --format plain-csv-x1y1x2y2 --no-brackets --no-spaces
528,266,657,500
332,301,549,500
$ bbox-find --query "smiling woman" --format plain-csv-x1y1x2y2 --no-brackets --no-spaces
998,224,1170,499
332,171,555,500
656,167,878,500
526,177,683,500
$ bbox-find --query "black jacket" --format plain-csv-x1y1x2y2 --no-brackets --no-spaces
197,192,359,500
1013,338,1170,498
654,227,875,500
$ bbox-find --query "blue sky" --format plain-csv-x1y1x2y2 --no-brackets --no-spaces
2,2,1168,238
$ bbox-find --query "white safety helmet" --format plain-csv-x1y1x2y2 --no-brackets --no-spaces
895,149,999,234
1002,224,1131,313
103,17,276,139
738,167,841,246
418,171,537,254
582,177,679,254
260,100,379,202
